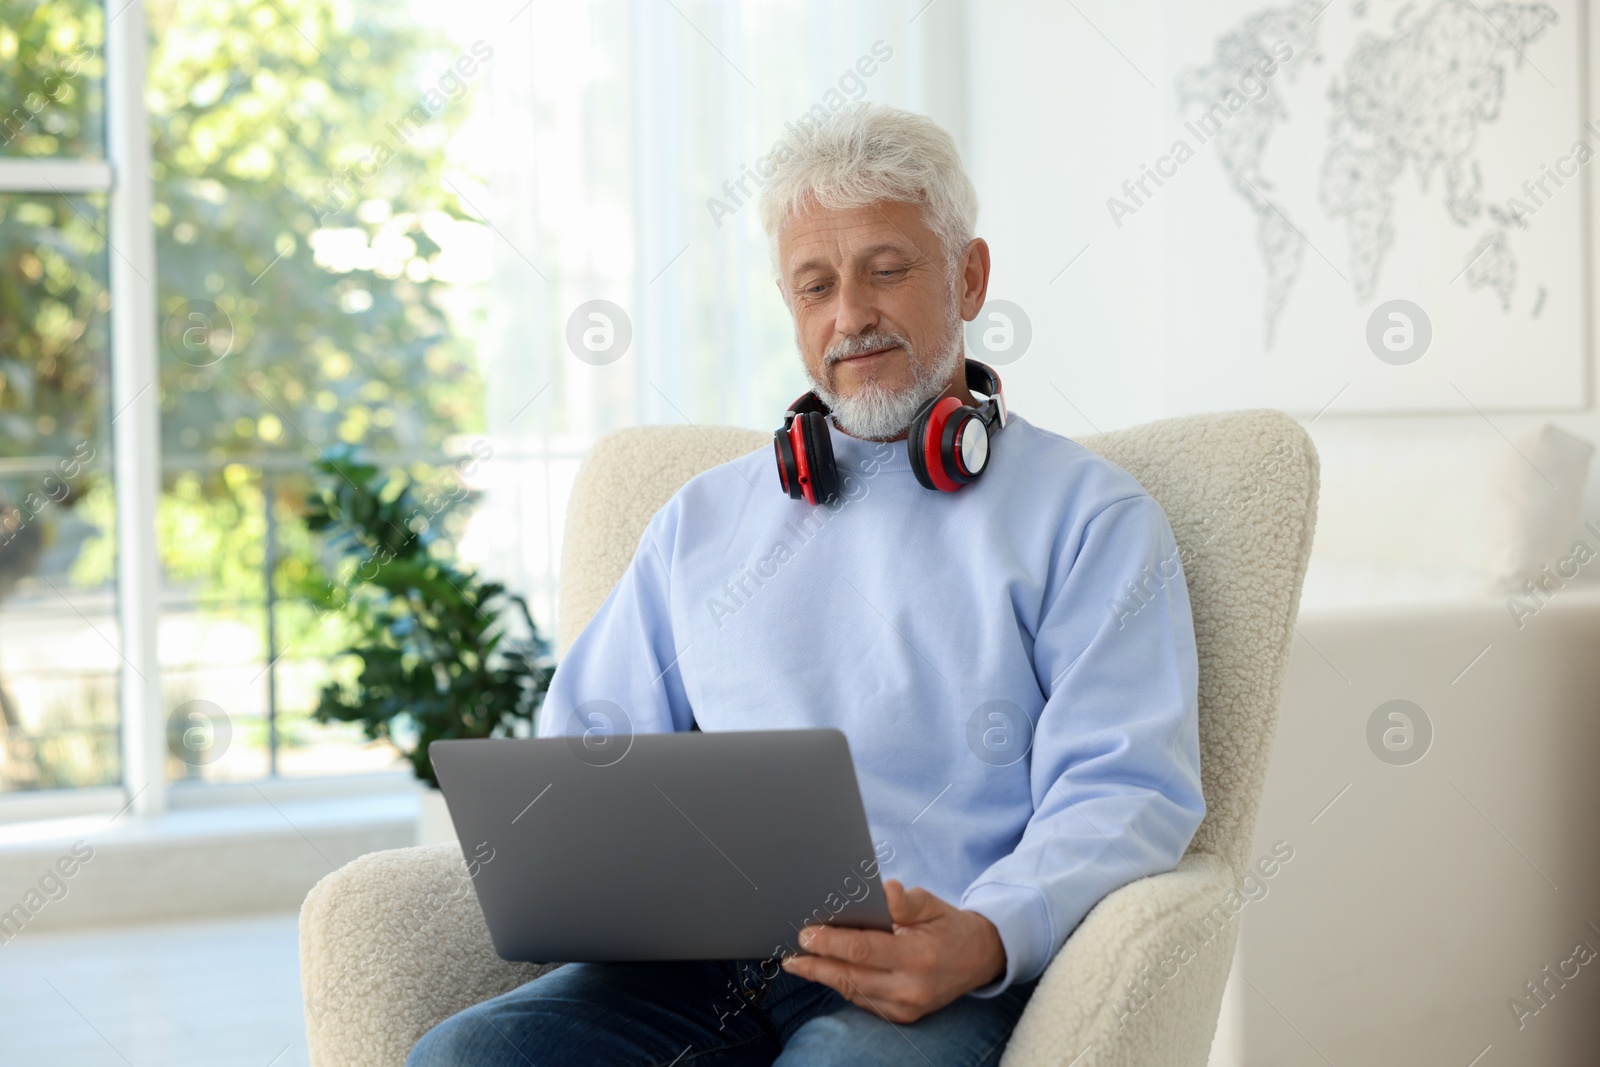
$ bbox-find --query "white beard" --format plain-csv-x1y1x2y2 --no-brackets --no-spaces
805,293,966,441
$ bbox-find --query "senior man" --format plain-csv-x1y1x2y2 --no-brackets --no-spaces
410,103,1204,1067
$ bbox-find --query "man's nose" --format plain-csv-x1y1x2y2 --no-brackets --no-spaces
832,274,879,339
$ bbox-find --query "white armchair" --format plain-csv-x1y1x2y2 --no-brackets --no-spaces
299,409,1319,1066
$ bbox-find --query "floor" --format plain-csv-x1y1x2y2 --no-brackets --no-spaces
1,912,309,1067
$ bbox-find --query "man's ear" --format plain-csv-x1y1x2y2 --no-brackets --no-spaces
957,238,992,323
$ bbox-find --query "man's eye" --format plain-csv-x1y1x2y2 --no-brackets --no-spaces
875,268,905,278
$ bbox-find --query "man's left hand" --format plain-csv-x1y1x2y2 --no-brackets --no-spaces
779,879,1007,1024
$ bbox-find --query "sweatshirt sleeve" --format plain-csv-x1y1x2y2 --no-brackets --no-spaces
536,504,695,742
959,493,1206,997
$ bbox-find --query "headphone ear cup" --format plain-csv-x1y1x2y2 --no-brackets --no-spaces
907,396,940,491
942,409,988,483
800,411,840,504
910,396,962,492
773,432,801,499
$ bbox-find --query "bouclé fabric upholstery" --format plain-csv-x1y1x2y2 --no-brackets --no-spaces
299,409,1319,1066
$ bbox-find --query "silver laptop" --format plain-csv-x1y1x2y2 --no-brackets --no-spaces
429,728,893,962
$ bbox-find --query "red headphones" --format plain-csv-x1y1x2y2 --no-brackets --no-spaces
773,359,1008,505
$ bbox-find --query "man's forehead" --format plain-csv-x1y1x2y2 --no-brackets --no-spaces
779,200,928,272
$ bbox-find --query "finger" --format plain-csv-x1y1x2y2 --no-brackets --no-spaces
782,952,911,1013
838,972,926,1026
881,879,904,918
798,923,901,970
886,882,947,926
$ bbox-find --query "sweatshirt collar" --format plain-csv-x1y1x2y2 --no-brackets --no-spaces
824,414,913,473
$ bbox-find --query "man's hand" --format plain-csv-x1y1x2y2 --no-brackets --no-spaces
779,879,1007,1024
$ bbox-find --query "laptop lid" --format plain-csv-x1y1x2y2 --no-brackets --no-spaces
430,728,893,962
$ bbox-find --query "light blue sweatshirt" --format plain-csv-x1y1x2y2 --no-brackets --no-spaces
536,410,1205,996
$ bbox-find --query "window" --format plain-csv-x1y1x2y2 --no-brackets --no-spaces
146,0,493,786
0,1,121,795
0,0,960,816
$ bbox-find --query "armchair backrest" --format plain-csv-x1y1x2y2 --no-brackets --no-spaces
556,411,1319,876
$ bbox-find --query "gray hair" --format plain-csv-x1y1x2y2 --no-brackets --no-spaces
759,103,979,285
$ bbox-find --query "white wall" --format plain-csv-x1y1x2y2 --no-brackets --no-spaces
964,0,1600,528
963,0,1172,435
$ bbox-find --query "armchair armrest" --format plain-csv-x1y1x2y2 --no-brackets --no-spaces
299,846,1244,1067
299,844,559,1067
1001,852,1239,1067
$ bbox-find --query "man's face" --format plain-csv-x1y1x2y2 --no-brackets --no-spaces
776,199,986,439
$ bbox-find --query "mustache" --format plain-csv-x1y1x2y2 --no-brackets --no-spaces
825,332,910,365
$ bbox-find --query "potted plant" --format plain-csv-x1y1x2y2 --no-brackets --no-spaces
301,448,553,844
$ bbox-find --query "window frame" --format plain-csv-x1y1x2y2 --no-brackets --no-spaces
103,0,164,819
0,1,164,821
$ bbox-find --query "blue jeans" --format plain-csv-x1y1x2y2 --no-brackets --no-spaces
408,958,1038,1066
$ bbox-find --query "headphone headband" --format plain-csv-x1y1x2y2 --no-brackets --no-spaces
779,389,829,426
782,359,1006,429
776,358,1007,504
964,360,1007,432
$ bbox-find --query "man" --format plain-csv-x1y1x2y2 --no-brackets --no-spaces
411,103,1203,1066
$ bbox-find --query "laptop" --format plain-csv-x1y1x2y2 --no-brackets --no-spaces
429,728,894,962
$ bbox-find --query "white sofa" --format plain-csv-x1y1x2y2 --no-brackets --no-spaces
1203,415,1600,1065
1210,558,1600,1066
